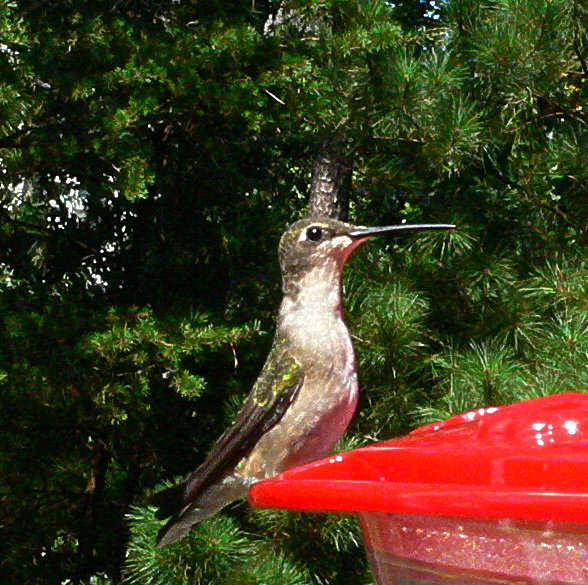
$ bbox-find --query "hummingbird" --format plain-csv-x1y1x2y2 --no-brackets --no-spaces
151,216,455,547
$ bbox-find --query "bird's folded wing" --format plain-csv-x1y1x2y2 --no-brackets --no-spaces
151,342,304,519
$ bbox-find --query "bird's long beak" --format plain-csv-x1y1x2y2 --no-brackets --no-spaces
348,223,455,240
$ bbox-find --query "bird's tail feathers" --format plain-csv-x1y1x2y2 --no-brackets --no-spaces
156,502,215,547
154,474,247,547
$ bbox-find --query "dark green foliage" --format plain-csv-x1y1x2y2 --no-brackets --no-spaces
124,508,313,585
0,0,586,584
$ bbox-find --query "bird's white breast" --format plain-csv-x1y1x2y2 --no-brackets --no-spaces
251,300,358,475
241,261,358,479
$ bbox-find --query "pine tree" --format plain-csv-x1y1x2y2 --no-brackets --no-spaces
0,0,586,584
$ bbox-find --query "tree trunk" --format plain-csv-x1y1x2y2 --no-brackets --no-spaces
77,438,109,579
263,7,353,222
308,136,353,221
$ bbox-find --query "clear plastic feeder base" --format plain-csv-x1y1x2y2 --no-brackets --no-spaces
360,513,588,585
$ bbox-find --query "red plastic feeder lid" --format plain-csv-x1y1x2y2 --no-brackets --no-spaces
249,392,588,522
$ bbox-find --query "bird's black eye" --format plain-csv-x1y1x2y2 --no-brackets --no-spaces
306,226,323,241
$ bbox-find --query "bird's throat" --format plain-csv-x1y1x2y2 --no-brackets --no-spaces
281,261,344,318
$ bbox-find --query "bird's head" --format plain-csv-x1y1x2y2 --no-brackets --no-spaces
279,216,455,295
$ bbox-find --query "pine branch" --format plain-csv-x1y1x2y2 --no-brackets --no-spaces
487,160,586,234
572,1,588,76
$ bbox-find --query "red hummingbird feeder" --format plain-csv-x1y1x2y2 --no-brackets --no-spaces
249,392,588,584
